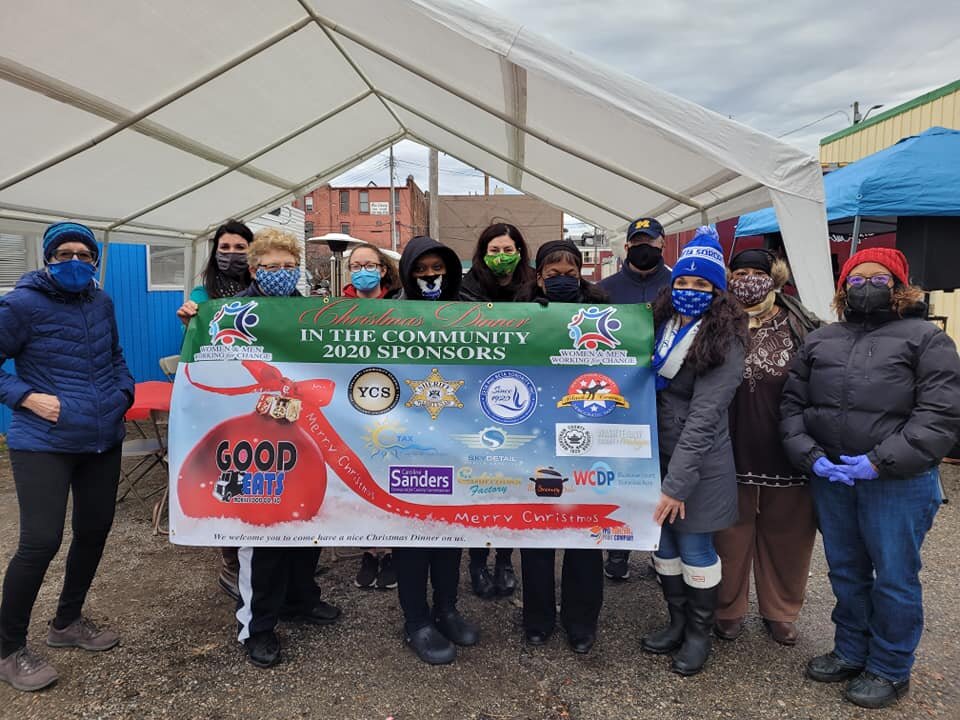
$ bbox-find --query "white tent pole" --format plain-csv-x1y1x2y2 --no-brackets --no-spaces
306,13,703,212
849,215,862,254
0,18,311,193
98,230,110,287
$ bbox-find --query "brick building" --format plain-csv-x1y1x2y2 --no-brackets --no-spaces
294,175,429,250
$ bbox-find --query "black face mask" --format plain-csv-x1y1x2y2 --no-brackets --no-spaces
216,252,249,280
846,284,892,315
627,243,662,271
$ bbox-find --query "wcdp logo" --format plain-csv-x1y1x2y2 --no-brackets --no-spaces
572,461,616,495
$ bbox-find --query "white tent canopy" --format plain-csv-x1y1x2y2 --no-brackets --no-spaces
0,0,833,317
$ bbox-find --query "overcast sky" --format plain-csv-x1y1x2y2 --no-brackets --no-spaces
333,0,960,230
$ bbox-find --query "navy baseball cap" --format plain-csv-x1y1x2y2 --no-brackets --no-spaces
626,217,665,242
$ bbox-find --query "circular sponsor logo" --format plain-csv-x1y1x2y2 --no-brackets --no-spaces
348,368,400,415
557,372,629,418
478,370,538,426
558,424,592,455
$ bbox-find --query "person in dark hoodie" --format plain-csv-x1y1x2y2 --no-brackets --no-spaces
781,247,960,710
179,228,341,670
459,223,534,599
394,236,479,665
598,217,672,581
0,222,134,692
515,240,608,654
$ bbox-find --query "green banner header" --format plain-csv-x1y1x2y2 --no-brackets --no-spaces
183,298,653,368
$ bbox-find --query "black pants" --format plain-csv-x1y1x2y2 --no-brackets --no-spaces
468,547,513,566
520,548,603,635
236,546,321,641
393,547,460,631
0,447,122,657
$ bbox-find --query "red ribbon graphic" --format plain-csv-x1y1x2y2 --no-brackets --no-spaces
183,361,621,530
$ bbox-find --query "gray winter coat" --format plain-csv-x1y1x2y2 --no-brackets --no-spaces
780,306,960,478
658,342,746,533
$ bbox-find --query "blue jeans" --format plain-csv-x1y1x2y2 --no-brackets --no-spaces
655,525,717,566
811,469,942,682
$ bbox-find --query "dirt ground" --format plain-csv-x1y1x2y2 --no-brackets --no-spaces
0,453,957,720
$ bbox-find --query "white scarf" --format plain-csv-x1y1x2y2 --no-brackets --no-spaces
654,315,702,382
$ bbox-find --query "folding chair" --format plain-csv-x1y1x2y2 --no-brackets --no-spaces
118,382,172,521
159,354,179,381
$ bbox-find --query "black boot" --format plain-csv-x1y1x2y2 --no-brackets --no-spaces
433,607,479,647
671,584,717,676
469,564,497,599
641,573,686,655
493,561,517,597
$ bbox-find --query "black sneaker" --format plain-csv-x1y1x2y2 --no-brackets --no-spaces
844,671,910,709
244,630,280,668
376,553,398,590
355,552,378,589
806,651,865,683
604,550,630,580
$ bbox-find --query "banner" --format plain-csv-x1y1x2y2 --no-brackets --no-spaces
168,297,662,549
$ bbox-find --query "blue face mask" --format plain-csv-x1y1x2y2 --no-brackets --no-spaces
256,268,300,297
48,259,97,293
543,275,580,302
351,268,382,292
672,288,713,318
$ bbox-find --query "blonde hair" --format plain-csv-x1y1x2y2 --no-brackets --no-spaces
247,228,301,270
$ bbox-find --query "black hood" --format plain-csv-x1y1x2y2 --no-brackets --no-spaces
399,236,462,300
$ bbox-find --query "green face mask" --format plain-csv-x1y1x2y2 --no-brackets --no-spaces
483,252,521,277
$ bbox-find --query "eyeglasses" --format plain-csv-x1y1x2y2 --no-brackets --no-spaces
258,263,298,272
847,274,891,288
348,262,382,272
53,250,95,263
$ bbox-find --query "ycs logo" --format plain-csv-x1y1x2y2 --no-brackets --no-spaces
209,300,260,346
214,439,297,504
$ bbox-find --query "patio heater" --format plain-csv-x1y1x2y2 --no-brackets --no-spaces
326,236,350,297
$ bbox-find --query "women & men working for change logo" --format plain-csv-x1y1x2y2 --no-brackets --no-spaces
550,307,637,366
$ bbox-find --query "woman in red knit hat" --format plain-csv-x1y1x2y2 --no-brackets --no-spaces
780,247,960,709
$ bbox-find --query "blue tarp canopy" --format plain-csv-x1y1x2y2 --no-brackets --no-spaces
736,127,960,237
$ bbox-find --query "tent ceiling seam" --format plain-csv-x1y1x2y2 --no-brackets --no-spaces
0,18,311,194
307,10,703,211
107,90,375,230
296,0,408,138
501,58,527,189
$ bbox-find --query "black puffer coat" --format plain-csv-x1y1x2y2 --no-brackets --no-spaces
780,305,960,479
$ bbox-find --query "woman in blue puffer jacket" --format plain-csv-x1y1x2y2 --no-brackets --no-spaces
0,222,134,693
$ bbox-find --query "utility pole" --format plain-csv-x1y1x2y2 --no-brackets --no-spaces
429,147,439,239
389,144,398,252
852,101,860,124
483,173,490,196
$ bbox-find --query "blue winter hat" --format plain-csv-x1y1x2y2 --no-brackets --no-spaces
672,225,726,291
42,222,99,263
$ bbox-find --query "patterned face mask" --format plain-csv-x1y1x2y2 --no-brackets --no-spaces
416,274,443,299
730,273,774,307
483,252,521,277
255,267,300,296
671,288,713,318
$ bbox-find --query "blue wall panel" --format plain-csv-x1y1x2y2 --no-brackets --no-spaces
0,245,184,433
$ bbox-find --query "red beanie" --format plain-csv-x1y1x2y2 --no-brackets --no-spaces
838,247,910,289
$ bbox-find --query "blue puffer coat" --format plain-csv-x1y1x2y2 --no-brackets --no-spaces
0,270,134,453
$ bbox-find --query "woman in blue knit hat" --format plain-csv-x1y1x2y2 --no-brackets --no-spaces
0,222,134,692
640,226,748,676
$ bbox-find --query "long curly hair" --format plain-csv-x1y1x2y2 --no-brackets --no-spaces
652,287,749,374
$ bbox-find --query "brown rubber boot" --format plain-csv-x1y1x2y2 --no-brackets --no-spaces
218,547,240,601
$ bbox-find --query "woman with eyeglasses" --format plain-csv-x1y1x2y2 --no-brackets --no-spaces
0,223,134,692
176,220,253,603
178,229,341,669
460,223,536,600
340,243,400,591
781,247,960,709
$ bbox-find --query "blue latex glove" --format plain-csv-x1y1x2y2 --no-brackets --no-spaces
838,454,879,481
812,457,854,486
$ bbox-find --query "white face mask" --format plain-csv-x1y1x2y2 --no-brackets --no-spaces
416,274,443,299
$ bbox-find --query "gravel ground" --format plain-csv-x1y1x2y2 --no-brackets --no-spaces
0,453,957,720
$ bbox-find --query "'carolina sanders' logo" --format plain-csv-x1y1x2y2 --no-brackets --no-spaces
209,300,260,346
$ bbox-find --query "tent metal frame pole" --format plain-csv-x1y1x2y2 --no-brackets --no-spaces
309,13,703,213
386,95,632,223
662,181,765,229
849,215,862,254
219,132,407,235
0,18,312,194
0,210,195,242
107,90,374,230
